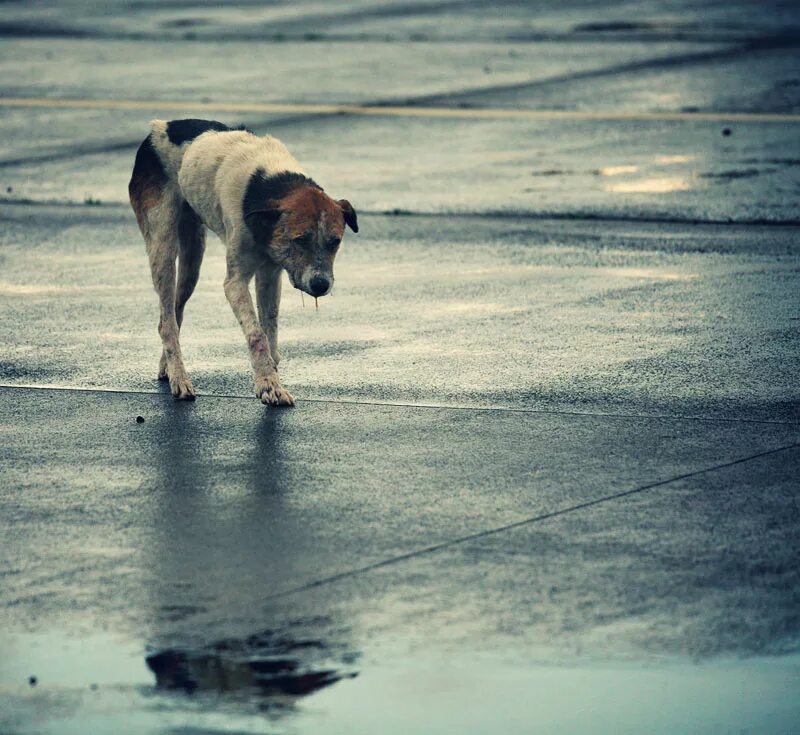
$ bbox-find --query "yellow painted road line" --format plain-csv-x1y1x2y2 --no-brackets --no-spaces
2,96,800,123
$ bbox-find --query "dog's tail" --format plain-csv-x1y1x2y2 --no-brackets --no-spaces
149,118,167,131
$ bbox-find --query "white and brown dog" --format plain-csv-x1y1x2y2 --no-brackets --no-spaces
129,118,358,406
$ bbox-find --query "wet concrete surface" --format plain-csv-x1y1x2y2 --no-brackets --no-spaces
3,109,800,222
1,205,798,421
1,0,800,732
1,389,799,731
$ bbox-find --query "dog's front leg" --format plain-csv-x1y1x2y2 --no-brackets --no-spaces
255,262,282,367
224,264,294,406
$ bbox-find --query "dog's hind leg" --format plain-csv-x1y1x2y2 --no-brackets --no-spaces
147,191,196,399
130,135,196,399
156,202,206,380
176,203,206,326
134,187,195,398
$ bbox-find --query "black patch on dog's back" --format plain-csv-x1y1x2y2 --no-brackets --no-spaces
243,169,322,243
131,135,166,186
166,118,249,146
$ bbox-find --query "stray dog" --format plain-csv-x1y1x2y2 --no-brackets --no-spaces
128,119,358,405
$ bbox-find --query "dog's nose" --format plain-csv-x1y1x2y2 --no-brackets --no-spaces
309,275,330,296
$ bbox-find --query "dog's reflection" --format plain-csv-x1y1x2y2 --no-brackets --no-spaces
146,623,356,702
137,400,358,706
138,399,300,631
145,396,292,495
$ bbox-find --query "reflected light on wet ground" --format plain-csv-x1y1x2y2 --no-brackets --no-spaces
428,301,529,315
604,176,692,193
596,164,639,176
595,154,696,193
655,154,696,165
596,267,695,281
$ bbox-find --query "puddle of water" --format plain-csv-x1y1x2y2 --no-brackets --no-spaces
2,631,798,735
306,651,800,735
0,631,150,687
0,627,357,735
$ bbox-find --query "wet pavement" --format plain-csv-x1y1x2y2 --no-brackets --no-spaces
1,1,799,733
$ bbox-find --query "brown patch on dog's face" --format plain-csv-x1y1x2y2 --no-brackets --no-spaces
264,187,355,296
282,187,345,242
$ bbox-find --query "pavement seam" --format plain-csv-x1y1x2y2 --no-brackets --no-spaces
2,97,800,123
0,383,797,426
4,198,800,228
259,442,800,602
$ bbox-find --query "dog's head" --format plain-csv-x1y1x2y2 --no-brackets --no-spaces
244,171,358,297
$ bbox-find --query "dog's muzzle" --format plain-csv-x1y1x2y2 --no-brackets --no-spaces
309,275,331,297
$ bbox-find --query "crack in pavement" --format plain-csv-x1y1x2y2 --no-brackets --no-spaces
259,442,800,602
0,138,140,169
1,383,797,427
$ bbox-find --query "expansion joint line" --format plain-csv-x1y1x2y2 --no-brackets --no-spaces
2,97,800,123
263,442,799,601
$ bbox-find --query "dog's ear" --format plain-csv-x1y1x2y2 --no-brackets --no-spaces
337,199,358,233
244,206,282,242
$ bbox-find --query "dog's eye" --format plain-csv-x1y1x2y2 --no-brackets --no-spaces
326,237,341,251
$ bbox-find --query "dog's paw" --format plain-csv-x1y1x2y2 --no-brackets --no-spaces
170,372,196,400
256,374,295,407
